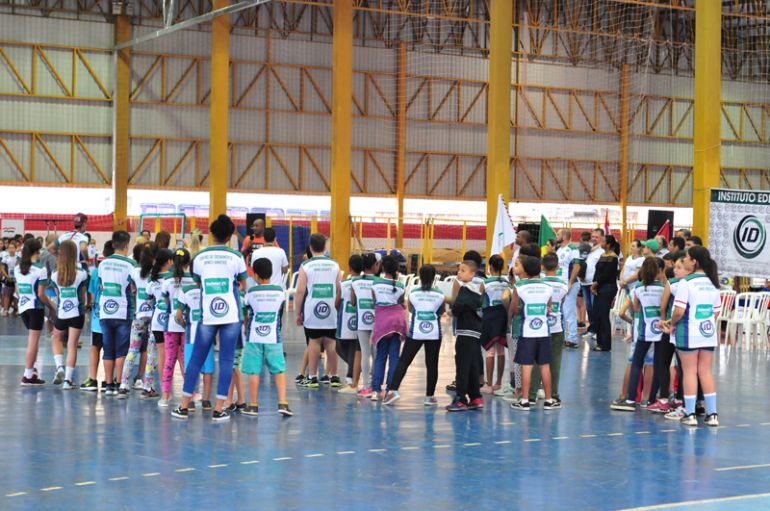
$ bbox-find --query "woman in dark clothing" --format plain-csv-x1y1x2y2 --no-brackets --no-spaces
591,235,619,352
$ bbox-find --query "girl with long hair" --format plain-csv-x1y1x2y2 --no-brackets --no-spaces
143,248,173,401
160,248,194,405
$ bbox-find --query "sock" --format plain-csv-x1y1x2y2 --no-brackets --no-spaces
703,393,717,415
684,395,696,415
54,354,64,368
65,366,74,381
278,401,288,405
659,398,669,404
24,368,34,378
519,399,529,405
250,402,258,407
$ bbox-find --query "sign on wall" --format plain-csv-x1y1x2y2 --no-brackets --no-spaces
709,189,770,278
1,219,24,237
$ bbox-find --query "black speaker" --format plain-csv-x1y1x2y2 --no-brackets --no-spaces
516,222,541,245
409,253,420,275
646,210,674,240
245,213,266,235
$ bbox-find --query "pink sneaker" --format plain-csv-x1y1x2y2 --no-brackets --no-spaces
647,400,671,413
356,387,373,397
480,385,494,394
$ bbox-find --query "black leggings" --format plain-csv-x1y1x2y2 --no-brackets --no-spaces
388,339,442,396
649,336,676,400
335,339,358,379
674,352,705,401
594,284,617,350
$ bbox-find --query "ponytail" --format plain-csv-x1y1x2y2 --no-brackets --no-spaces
381,255,399,293
20,239,42,276
687,245,720,288
173,248,191,284
151,249,173,282
638,257,659,287
419,264,436,291
139,242,157,279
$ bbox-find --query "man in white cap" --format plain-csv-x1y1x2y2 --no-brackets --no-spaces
57,212,90,266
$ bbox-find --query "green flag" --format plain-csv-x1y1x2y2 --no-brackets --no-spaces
539,215,556,256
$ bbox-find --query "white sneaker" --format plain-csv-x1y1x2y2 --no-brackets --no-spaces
53,366,65,385
157,399,170,407
338,386,358,395
536,388,545,400
705,413,719,427
665,406,686,421
494,384,513,397
62,380,75,390
132,378,144,390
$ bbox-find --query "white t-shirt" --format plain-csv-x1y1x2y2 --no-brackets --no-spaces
407,287,445,340
57,231,89,262
177,285,201,345
543,276,568,334
2,253,20,277
337,277,357,340
131,268,153,320
622,256,644,288
556,244,576,280
673,273,721,349
582,246,603,284
98,254,137,320
372,276,405,306
244,284,285,344
300,256,340,330
250,245,289,288
482,277,509,308
351,275,376,332
634,281,665,342
162,273,196,333
192,246,248,325
514,278,552,338
147,277,169,332
14,263,48,313
51,268,89,319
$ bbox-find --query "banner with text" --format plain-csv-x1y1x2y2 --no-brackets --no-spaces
709,189,770,278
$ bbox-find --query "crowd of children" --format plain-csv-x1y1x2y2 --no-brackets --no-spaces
8,213,723,426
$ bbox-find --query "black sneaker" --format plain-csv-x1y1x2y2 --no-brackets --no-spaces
100,381,108,393
610,399,637,412
188,401,196,412
511,400,531,412
278,403,293,416
330,376,341,388
105,384,118,396
543,400,562,410
307,377,320,389
294,374,305,384
297,376,310,387
445,381,457,392
140,389,159,399
320,375,331,385
116,388,130,400
695,402,706,417
242,405,259,416
79,378,97,391
171,406,189,419
212,410,230,422
21,375,46,386
236,402,247,412
201,400,212,411
224,403,236,413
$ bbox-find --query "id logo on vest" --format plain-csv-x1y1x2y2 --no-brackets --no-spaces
103,300,119,314
62,300,76,313
419,321,434,334
256,324,272,337
314,302,331,319
347,315,358,331
699,320,715,338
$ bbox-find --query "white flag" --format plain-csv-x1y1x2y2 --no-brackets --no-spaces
490,194,515,255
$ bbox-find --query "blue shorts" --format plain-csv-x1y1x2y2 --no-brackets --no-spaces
514,337,552,366
241,343,286,375
184,342,215,374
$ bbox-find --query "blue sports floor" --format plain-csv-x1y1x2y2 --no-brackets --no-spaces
1,314,770,511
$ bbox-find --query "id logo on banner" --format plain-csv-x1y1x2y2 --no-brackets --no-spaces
709,189,770,278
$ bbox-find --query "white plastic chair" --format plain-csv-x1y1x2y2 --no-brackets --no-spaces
716,290,736,344
610,286,628,336
285,271,300,310
443,275,457,283
726,292,765,347
436,280,454,299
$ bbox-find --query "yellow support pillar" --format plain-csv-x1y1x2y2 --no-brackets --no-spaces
330,0,352,264
486,0,513,259
395,42,407,249
692,0,721,242
618,64,630,255
113,15,131,231
209,0,230,232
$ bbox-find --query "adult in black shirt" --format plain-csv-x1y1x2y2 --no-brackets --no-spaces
591,235,619,352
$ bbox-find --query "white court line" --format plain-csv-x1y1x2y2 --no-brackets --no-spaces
463,442,481,447
40,487,62,492
337,451,355,455
524,439,541,443
660,429,676,433
273,457,293,461
735,424,751,428
553,436,569,440
6,492,27,497
241,460,259,465
607,433,624,437
635,431,651,435
305,453,325,458
433,444,450,449
175,468,196,473
74,481,96,486
715,463,770,472
580,434,597,438
760,422,770,426
108,476,129,481
368,449,386,453
494,440,512,445
142,472,160,477
208,464,227,468
401,446,419,451
616,491,770,511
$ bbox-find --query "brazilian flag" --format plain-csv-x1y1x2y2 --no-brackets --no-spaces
539,215,556,256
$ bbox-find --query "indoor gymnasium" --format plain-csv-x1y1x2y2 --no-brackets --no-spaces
0,1,769,510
